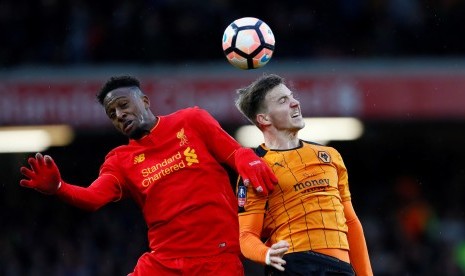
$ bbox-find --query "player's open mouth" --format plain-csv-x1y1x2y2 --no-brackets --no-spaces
291,112,300,118
123,120,134,133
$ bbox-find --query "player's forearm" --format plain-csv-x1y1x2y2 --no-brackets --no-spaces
346,216,373,276
55,182,107,211
239,230,269,265
55,175,122,211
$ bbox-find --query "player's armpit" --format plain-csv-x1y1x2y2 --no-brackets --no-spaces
56,174,122,212
342,201,373,276
239,213,269,264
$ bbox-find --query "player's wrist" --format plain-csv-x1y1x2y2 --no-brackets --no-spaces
35,179,61,195
53,180,67,195
265,248,271,265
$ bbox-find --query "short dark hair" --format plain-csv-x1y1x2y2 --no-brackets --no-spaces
235,74,284,125
96,75,141,105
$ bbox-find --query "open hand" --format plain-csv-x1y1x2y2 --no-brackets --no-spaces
266,240,290,271
20,153,62,195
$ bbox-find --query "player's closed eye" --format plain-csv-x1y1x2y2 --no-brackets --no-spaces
119,101,128,109
278,96,289,104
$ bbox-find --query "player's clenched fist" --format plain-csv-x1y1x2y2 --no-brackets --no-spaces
234,147,277,196
20,153,62,195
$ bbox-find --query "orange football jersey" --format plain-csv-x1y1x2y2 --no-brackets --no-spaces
239,140,351,253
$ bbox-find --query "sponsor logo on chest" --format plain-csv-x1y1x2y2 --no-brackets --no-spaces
293,178,330,193
136,128,200,187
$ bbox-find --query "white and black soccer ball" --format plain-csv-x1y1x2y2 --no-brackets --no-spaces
222,17,275,70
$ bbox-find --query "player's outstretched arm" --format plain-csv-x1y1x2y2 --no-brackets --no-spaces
20,153,121,212
234,148,277,195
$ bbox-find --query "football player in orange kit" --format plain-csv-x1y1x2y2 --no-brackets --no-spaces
19,75,278,276
235,74,373,275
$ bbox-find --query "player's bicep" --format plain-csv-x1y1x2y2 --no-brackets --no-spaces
239,212,265,237
236,179,268,214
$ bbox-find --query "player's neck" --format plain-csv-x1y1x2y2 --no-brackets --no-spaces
263,131,300,150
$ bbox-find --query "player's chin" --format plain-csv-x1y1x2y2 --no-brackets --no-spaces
126,129,138,139
292,118,305,129
127,127,148,140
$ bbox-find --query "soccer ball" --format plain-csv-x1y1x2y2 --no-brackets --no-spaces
222,17,275,70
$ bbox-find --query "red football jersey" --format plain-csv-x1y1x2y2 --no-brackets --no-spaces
90,107,241,259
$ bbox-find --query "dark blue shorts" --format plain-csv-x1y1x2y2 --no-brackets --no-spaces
265,251,355,276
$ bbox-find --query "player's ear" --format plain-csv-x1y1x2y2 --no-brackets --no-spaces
256,113,271,126
142,95,150,108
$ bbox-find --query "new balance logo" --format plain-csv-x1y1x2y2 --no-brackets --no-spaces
134,153,145,164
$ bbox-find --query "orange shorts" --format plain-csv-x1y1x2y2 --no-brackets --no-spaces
128,251,244,276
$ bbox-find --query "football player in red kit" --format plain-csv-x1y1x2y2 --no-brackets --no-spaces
19,75,277,276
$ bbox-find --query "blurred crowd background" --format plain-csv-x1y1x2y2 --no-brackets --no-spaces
1,0,465,66
2,0,465,275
